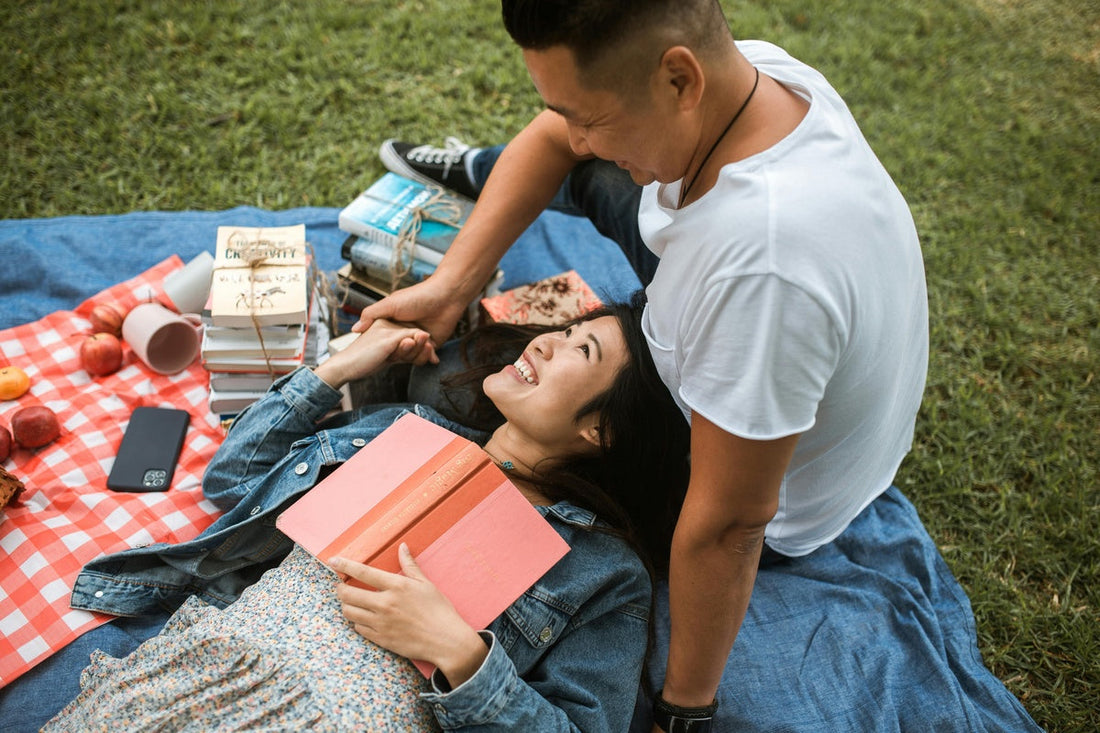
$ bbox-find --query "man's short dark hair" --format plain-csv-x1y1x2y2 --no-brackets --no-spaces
501,0,730,90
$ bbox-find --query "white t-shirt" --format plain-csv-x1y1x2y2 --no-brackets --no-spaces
639,41,928,556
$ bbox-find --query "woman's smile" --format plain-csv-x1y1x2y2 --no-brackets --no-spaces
511,352,539,385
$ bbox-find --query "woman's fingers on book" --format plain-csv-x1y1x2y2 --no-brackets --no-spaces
396,542,426,578
329,556,389,587
332,550,466,664
331,554,434,649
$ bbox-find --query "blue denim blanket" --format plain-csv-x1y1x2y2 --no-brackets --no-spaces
0,208,1039,731
633,487,1042,732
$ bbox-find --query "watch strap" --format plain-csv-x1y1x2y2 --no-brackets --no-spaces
653,693,718,733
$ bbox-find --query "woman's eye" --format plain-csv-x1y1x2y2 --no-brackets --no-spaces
580,344,590,357
564,326,574,338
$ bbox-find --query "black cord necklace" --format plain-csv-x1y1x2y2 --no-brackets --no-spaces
678,66,760,208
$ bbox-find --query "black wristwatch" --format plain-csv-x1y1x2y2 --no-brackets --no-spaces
653,693,719,733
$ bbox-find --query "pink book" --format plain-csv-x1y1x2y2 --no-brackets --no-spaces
276,412,571,675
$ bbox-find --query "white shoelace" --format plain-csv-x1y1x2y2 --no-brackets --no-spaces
406,137,470,177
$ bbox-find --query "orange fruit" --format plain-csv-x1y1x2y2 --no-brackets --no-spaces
0,366,31,401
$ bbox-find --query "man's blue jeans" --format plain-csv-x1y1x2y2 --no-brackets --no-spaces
470,145,659,285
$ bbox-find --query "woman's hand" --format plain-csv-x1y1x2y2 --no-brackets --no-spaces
330,546,489,688
313,319,430,389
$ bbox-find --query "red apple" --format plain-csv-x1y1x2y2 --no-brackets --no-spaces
11,406,61,449
0,425,11,461
81,332,124,376
89,303,127,337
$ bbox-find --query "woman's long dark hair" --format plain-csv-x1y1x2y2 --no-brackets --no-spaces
439,290,690,575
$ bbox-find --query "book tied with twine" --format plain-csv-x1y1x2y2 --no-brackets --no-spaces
209,224,310,327
338,173,473,290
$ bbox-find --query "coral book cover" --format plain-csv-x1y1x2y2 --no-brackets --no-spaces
277,412,570,675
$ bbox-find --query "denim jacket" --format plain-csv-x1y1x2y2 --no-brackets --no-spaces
70,367,651,732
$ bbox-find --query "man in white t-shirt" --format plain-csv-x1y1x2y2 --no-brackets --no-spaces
355,1,928,730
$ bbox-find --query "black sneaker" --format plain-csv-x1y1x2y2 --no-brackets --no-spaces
378,137,481,200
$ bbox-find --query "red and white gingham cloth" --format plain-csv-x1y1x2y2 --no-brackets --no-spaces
0,257,225,687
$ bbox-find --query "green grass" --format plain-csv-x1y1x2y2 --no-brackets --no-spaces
3,0,1097,730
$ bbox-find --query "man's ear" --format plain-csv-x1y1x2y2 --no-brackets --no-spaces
659,45,705,111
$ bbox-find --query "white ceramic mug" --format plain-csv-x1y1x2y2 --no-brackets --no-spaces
122,303,203,375
163,251,214,315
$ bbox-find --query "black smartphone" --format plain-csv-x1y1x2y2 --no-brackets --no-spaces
106,406,190,492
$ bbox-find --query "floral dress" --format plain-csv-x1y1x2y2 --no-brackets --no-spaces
44,545,439,732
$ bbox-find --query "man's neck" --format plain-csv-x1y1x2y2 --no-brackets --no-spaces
681,55,808,205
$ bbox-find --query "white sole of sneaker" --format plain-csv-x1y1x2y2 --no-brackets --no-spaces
376,140,440,185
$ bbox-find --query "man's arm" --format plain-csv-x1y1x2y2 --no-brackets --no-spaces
355,111,587,352
658,413,799,715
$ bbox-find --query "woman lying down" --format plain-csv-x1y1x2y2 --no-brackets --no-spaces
45,296,690,732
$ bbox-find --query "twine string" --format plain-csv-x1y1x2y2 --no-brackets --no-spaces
226,231,329,379
359,185,464,291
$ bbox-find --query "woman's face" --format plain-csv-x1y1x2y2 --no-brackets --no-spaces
483,315,628,454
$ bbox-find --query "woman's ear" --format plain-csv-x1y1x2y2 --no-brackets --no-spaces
578,416,604,450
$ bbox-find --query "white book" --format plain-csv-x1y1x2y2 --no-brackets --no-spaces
340,233,443,268
201,325,306,358
208,373,279,392
201,356,303,373
210,225,310,327
343,238,436,284
208,388,266,415
204,323,304,339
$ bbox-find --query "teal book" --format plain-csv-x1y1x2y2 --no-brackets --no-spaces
341,235,438,285
338,172,474,256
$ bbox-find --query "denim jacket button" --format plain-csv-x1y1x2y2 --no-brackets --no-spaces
538,626,553,643
294,462,309,475
433,703,446,717
351,438,366,447
94,590,104,598
249,506,262,516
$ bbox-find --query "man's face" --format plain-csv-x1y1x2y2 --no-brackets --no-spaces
523,45,687,187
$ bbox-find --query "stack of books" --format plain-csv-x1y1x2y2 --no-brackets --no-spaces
202,224,326,415
334,172,474,316
333,172,506,333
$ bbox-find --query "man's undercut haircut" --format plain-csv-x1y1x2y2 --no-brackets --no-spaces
501,0,731,91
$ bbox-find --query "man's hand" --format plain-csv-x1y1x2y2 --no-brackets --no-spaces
330,546,489,687
351,279,470,365
353,111,589,360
